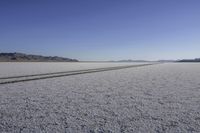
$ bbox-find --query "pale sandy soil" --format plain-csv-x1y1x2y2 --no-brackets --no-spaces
0,63,200,132
0,62,148,78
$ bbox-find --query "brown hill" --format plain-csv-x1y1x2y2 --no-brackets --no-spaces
0,53,78,62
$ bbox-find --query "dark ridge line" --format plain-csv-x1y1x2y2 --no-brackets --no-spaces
0,63,158,85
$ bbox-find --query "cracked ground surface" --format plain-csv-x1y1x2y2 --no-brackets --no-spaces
0,63,200,132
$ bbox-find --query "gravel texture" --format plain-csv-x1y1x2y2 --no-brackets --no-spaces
0,62,147,78
0,63,200,132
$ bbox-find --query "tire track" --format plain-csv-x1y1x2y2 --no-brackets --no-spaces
0,63,158,85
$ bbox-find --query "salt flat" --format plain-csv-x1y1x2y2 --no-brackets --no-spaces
0,63,200,132
0,62,148,78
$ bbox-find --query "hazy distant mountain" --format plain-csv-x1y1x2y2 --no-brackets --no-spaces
0,53,78,62
115,59,176,62
157,60,176,62
116,59,149,62
178,58,200,62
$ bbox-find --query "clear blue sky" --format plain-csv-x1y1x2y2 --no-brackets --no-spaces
0,0,200,61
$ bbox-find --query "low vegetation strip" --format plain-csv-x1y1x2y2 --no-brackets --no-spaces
0,63,158,85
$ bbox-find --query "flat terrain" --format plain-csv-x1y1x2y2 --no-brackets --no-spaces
0,62,148,78
0,63,200,132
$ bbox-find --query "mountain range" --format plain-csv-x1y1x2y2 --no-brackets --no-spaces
0,53,78,62
178,58,200,62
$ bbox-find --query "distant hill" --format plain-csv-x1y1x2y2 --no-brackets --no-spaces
178,58,200,62
157,60,176,62
113,59,176,63
116,59,149,62
0,53,78,62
